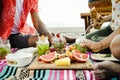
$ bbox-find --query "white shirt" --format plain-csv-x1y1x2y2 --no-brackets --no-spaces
11,0,24,34
110,0,120,30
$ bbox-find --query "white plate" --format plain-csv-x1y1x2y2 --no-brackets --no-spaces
6,53,34,67
91,54,119,61
16,47,37,55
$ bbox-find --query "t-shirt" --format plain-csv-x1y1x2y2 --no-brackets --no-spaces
11,0,24,34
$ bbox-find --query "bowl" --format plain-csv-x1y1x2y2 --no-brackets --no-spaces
6,53,34,67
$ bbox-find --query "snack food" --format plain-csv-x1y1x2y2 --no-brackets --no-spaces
38,51,56,63
55,57,71,66
90,7,103,29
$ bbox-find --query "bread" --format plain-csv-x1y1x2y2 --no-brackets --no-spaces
90,7,102,29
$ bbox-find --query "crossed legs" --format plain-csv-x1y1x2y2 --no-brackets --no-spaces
93,35,120,80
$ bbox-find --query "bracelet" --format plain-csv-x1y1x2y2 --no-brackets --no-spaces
100,41,103,50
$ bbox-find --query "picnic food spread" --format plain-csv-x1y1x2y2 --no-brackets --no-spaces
5,34,90,68
37,34,89,66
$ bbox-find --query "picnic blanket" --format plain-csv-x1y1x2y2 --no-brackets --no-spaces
0,58,119,80
0,66,76,80
0,57,96,80
0,66,99,80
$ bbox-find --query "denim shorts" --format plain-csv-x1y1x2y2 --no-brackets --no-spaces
8,33,30,48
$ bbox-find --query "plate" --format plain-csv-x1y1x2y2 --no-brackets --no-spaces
91,54,119,61
6,53,34,67
16,47,37,53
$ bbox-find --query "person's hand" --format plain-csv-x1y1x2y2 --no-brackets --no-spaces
80,39,102,52
90,16,104,29
90,7,104,29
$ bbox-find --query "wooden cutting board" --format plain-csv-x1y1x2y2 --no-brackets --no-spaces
27,57,93,70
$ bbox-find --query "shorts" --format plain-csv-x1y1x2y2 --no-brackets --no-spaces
8,33,30,48
86,25,113,42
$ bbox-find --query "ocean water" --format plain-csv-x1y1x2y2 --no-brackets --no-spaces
48,27,86,38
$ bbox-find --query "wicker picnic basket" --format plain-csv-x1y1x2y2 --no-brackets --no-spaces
88,0,112,12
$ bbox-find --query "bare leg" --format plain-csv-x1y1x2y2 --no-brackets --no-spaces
93,61,120,80
93,35,120,80
110,35,120,60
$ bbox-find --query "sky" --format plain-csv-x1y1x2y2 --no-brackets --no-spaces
27,0,90,27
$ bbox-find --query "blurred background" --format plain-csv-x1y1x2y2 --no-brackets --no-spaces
26,0,109,38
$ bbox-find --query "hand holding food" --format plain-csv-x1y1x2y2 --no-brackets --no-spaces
90,7,103,29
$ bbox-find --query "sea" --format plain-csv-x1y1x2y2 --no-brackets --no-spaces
48,27,86,38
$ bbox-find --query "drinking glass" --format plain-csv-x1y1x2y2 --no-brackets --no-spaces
75,34,87,53
52,34,66,54
36,36,50,55
0,39,11,59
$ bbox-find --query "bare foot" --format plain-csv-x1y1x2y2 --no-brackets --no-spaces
93,61,120,80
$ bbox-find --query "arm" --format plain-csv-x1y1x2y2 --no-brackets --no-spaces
81,26,120,52
86,7,111,33
86,14,112,33
30,12,52,43
92,14,112,29
90,7,112,22
101,14,112,22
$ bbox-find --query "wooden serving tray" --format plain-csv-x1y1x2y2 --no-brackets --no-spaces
27,57,93,70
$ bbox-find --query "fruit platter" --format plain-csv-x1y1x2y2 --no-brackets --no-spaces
28,34,93,70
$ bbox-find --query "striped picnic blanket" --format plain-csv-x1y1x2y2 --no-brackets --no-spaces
0,66,76,80
0,57,96,80
0,66,97,80
0,61,119,80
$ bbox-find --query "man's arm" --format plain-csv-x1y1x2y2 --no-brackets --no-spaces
30,12,52,43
